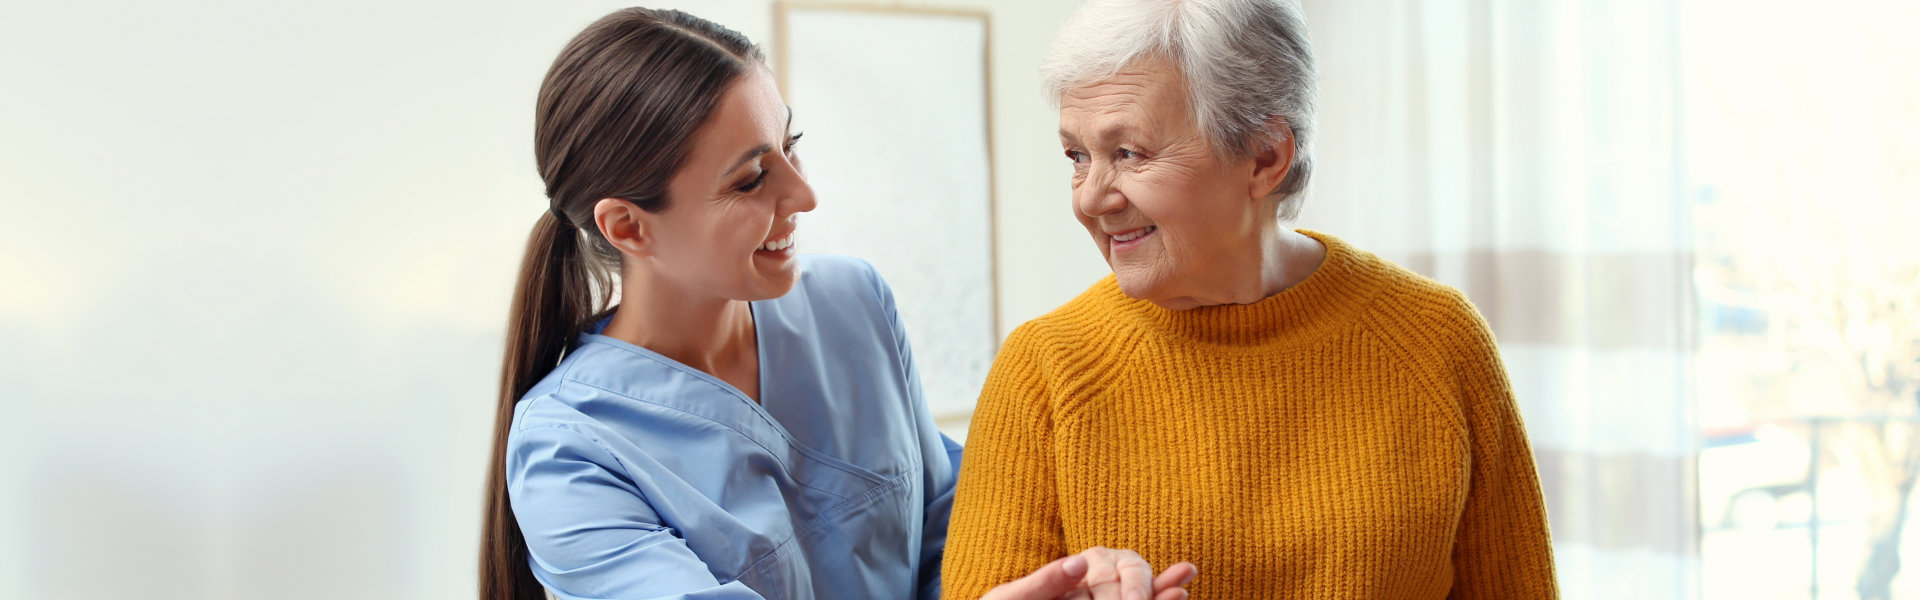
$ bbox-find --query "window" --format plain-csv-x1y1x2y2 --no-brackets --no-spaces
1688,0,1920,597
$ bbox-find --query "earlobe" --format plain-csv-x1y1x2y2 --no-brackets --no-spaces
593,198,651,257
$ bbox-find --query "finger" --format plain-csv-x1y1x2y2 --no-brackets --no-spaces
1151,589,1189,600
1115,550,1154,600
983,556,1090,600
1076,547,1124,600
1151,562,1197,592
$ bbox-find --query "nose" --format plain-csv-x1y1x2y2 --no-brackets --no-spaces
1074,159,1125,218
778,157,817,216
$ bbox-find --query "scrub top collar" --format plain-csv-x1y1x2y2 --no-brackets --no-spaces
556,304,804,460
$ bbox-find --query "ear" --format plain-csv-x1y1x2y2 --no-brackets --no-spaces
593,198,653,257
1247,116,1295,201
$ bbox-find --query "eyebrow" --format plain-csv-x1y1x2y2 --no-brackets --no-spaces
1059,122,1135,146
722,106,796,177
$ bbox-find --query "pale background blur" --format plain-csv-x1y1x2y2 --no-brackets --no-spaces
3,0,1916,598
0,2,1097,598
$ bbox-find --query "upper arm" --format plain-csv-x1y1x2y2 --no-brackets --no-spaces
507,424,764,599
941,325,1068,599
850,256,913,363
915,433,964,600
1443,307,1560,598
848,258,961,597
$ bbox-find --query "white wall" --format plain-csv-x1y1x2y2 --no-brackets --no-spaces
0,1,1096,598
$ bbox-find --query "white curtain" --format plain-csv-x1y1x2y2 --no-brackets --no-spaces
1298,0,1697,597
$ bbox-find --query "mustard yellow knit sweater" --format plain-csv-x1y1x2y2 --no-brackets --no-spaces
942,231,1557,599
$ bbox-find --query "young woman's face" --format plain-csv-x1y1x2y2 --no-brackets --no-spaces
647,67,815,301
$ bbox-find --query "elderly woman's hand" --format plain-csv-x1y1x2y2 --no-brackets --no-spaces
980,547,1198,600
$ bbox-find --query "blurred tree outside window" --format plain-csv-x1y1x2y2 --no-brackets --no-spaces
1688,0,1920,598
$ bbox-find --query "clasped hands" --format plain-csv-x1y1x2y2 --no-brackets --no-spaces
983,547,1197,600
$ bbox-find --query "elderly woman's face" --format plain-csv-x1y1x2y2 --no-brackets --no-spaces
1058,56,1272,306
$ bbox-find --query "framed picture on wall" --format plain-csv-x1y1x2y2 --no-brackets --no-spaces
775,2,997,434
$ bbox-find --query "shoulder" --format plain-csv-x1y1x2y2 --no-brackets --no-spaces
1011,275,1130,348
1338,246,1493,350
766,254,907,354
991,275,1140,383
787,254,892,311
509,375,609,445
504,387,632,478
797,253,884,293
763,253,892,323
1329,242,1505,387
507,341,673,450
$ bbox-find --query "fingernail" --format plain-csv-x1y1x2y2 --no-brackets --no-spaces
1061,555,1088,578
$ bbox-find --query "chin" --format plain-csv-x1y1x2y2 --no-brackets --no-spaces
1110,269,1165,302
752,264,803,300
1112,262,1202,309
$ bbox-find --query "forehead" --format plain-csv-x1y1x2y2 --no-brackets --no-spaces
683,69,787,164
1058,56,1192,138
715,67,787,132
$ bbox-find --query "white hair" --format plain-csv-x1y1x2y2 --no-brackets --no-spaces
1042,0,1317,220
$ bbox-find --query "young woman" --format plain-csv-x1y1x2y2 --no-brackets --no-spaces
476,8,1194,600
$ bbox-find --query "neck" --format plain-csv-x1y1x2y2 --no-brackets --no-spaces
601,267,756,378
1259,226,1326,299
1155,224,1326,311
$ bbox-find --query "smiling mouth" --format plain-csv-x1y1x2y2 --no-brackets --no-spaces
759,232,795,252
1110,226,1156,244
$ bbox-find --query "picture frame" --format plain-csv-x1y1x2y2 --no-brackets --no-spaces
774,2,1000,431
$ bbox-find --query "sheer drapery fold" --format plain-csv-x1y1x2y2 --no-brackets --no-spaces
1301,0,1697,596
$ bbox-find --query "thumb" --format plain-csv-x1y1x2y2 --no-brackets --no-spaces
983,556,1089,600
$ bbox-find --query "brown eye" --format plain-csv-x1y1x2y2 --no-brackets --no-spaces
738,170,769,192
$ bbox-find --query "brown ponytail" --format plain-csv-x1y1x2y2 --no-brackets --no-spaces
481,8,765,600
482,211,600,600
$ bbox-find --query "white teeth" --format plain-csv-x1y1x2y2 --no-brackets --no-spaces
1112,226,1154,243
761,235,794,252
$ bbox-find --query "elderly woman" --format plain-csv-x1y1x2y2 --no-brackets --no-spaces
942,0,1558,598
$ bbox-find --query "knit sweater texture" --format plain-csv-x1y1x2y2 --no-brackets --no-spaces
941,231,1558,599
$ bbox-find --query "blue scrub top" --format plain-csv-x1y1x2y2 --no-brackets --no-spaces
505,255,961,600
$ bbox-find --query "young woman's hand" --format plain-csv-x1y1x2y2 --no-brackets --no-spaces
980,547,1198,600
